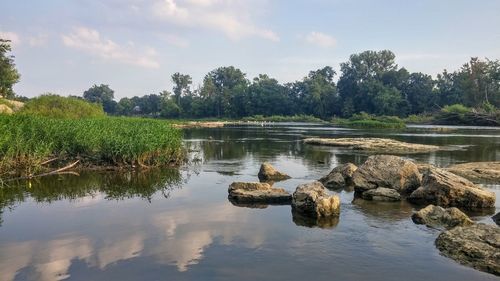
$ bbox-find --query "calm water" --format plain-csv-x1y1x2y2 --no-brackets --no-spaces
1,123,499,281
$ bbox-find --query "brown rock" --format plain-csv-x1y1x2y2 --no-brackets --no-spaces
435,224,500,276
361,187,401,202
411,204,474,229
446,162,500,183
352,155,422,194
408,168,495,209
228,182,292,204
319,163,357,189
258,162,291,182
292,181,340,218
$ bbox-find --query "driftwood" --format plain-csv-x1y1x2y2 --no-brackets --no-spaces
6,160,80,181
40,157,59,166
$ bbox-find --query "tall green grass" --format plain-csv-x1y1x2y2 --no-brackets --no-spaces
19,94,105,119
332,112,406,129
0,114,184,177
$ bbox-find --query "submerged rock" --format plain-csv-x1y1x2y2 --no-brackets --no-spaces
292,182,340,218
352,155,421,195
228,182,292,204
493,213,500,226
258,162,291,182
304,137,440,154
435,224,500,276
408,168,495,209
446,162,500,183
411,205,473,229
361,187,401,202
319,163,357,189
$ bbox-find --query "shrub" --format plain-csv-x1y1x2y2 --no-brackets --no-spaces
441,104,470,114
19,94,105,119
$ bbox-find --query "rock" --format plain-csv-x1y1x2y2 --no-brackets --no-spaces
228,182,292,204
435,224,500,276
0,104,13,114
361,187,401,202
292,182,340,218
319,163,357,189
258,162,291,182
352,155,422,195
304,137,441,154
493,213,500,226
411,205,473,229
408,167,496,209
172,121,227,129
446,162,500,183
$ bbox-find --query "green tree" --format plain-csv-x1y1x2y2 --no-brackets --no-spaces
0,39,20,98
83,84,116,114
171,73,192,106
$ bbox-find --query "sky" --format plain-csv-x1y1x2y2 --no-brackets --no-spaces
1,0,500,99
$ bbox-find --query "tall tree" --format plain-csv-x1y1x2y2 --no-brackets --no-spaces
0,39,20,99
83,84,116,113
171,73,192,106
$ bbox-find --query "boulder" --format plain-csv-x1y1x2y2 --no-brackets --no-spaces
446,162,500,183
258,162,291,182
493,212,500,226
435,224,500,276
411,204,473,229
0,104,13,114
352,155,422,194
361,187,401,202
319,163,357,189
228,182,292,204
408,168,495,209
292,181,340,218
304,137,441,154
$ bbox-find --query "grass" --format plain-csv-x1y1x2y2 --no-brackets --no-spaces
19,94,105,119
332,112,406,129
0,114,184,178
241,114,325,123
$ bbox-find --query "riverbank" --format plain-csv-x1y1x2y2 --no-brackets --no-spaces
0,114,184,179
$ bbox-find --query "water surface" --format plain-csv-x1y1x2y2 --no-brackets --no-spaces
1,123,499,281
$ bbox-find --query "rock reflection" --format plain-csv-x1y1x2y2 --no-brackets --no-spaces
291,210,339,229
351,197,414,222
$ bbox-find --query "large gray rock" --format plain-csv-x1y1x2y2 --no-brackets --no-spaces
319,163,357,189
435,224,500,276
258,162,291,182
292,182,340,218
361,187,401,202
411,204,473,229
408,168,495,209
352,155,422,194
228,182,292,204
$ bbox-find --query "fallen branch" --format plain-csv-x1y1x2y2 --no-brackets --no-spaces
6,160,80,181
40,157,59,166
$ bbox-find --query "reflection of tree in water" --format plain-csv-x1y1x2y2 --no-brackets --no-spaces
0,168,183,226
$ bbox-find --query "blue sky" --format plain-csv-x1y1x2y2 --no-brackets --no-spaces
1,0,499,99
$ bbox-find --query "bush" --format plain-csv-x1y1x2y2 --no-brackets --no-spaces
441,104,470,114
19,94,105,119
242,114,324,123
333,112,406,129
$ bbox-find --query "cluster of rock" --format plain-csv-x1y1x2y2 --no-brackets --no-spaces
228,163,340,227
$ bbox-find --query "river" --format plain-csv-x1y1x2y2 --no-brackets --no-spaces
0,123,499,280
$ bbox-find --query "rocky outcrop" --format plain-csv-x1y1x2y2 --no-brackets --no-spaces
228,182,292,204
435,224,500,276
258,162,291,182
0,104,14,114
493,213,500,226
361,187,401,202
411,205,473,229
408,168,495,209
304,137,441,154
352,155,421,195
446,162,500,183
172,121,226,129
292,182,340,218
319,163,357,189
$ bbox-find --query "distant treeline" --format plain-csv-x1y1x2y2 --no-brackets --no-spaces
79,50,499,119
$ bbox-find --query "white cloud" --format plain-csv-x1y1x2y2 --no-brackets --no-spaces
163,34,190,48
0,31,21,47
28,33,49,47
152,0,279,42
62,27,160,69
305,31,336,48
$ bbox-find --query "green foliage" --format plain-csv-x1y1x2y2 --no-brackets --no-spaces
442,104,471,114
20,94,105,119
83,84,117,114
404,114,435,124
0,115,184,177
0,39,20,99
242,114,324,123
333,112,406,129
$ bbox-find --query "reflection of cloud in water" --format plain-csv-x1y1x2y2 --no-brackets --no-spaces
96,234,144,269
151,204,265,272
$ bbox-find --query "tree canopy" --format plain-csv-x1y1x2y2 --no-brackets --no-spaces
0,39,20,99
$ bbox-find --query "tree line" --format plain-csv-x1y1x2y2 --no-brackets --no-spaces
1,38,499,119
